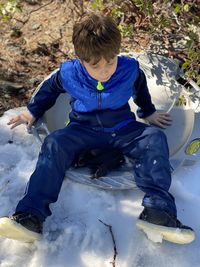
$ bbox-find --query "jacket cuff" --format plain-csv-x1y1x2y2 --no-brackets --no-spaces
136,105,156,118
27,102,44,120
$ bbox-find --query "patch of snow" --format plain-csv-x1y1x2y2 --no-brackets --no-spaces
0,108,200,267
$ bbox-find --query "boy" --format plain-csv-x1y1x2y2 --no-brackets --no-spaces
0,13,195,244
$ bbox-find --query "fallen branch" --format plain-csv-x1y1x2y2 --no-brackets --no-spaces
13,0,54,28
73,0,85,18
99,219,117,267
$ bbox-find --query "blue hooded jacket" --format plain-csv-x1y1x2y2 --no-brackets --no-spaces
28,55,156,128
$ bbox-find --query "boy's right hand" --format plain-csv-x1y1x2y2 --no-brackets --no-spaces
7,111,35,130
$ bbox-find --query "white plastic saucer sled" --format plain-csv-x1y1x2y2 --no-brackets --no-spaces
30,53,200,190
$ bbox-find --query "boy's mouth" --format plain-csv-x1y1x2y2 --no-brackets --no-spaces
99,76,111,82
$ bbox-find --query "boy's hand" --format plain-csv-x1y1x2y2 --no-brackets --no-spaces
144,112,172,129
7,111,35,130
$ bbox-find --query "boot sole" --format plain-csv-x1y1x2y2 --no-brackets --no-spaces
0,217,42,242
136,219,195,244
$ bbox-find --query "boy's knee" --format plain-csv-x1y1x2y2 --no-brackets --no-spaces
148,127,167,140
42,131,63,151
146,128,168,150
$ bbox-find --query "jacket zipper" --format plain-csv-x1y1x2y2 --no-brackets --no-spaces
96,81,104,110
97,91,102,110
96,81,103,127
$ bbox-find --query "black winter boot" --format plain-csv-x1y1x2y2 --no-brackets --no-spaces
11,212,43,234
136,207,195,244
0,212,43,242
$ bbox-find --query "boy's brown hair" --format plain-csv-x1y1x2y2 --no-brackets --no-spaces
72,13,121,64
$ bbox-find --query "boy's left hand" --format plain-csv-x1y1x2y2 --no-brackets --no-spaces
144,111,172,129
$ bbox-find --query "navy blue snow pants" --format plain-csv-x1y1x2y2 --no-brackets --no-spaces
16,121,177,221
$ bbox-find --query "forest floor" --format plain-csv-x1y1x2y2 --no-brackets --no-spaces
0,0,199,116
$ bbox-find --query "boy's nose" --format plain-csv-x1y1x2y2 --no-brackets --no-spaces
101,67,109,75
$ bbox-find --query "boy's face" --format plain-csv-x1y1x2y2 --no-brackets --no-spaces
82,56,118,82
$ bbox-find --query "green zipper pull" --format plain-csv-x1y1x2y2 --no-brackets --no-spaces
97,81,104,91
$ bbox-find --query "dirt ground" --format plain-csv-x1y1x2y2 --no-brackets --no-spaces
0,0,199,116
0,0,78,116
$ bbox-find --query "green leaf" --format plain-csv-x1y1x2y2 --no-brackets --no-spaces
182,61,190,70
183,4,190,12
174,4,181,14
91,0,104,11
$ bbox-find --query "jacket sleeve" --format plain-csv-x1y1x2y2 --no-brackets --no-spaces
27,70,66,120
133,67,156,118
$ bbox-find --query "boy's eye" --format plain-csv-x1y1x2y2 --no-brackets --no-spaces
89,58,116,69
108,58,117,65
93,61,114,67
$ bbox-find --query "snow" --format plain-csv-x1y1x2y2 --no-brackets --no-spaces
142,229,163,243
0,107,200,267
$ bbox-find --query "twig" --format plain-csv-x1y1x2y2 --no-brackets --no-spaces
73,0,84,18
13,0,54,28
99,219,117,267
29,0,54,15
172,11,182,32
